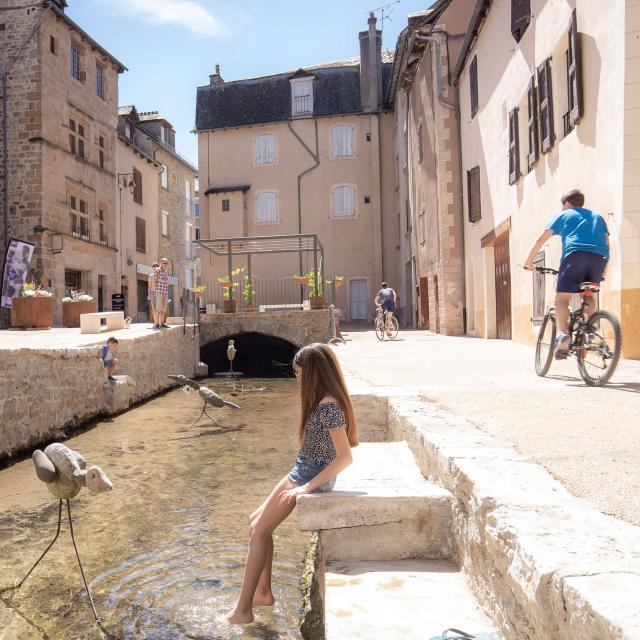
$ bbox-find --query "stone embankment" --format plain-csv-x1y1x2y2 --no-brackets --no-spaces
0,327,199,461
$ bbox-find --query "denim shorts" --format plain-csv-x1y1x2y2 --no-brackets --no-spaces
288,454,336,492
381,300,395,313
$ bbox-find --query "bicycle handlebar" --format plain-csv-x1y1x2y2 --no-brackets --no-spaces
533,266,559,275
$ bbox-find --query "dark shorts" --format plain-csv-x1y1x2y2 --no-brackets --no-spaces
287,453,336,492
103,359,113,368
380,300,395,313
557,251,607,293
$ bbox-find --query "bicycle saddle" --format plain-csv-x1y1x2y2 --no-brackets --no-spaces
580,282,600,293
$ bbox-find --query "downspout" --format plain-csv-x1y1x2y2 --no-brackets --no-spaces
2,1,52,249
404,88,418,328
287,119,319,277
414,31,468,333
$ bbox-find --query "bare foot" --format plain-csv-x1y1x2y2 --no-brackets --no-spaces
253,591,275,607
223,609,254,625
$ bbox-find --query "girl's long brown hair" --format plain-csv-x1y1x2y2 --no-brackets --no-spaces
293,343,358,447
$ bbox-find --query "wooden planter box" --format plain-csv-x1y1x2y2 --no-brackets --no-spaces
293,277,309,285
218,281,234,288
223,299,237,313
310,295,325,310
62,300,97,327
10,297,54,329
244,303,257,312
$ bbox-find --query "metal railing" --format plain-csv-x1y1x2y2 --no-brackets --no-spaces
293,95,312,115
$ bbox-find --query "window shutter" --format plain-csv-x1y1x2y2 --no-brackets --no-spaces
256,134,276,164
133,168,142,204
527,77,539,171
467,166,481,223
136,217,145,252
567,9,582,127
331,126,353,157
537,59,555,153
509,108,520,184
257,192,277,222
332,186,356,217
511,0,531,42
470,56,479,118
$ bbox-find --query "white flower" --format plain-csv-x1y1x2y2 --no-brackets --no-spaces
22,290,36,298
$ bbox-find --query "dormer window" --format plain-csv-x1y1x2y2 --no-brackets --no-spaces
127,122,134,141
160,125,168,144
291,77,313,116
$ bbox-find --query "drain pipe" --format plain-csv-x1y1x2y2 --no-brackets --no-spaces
287,120,319,277
2,1,52,250
414,31,468,333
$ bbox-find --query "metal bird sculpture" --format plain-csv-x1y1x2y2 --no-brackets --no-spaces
227,339,237,373
168,375,240,430
4,444,113,624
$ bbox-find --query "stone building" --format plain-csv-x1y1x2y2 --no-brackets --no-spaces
137,111,197,316
0,0,126,324
387,0,474,333
195,15,397,322
454,0,639,357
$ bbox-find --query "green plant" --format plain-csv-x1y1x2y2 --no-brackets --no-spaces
242,274,256,304
218,267,244,299
305,270,323,297
191,285,206,293
222,282,239,300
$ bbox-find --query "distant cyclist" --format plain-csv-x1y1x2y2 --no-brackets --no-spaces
524,189,609,358
374,281,397,333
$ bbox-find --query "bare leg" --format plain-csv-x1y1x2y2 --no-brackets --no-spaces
583,293,597,321
225,476,296,624
555,292,571,334
253,536,275,607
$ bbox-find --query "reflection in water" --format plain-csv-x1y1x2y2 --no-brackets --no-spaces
0,379,306,639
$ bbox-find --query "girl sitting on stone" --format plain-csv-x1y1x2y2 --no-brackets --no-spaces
224,342,358,625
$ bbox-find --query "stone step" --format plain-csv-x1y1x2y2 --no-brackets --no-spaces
324,559,499,640
297,442,453,561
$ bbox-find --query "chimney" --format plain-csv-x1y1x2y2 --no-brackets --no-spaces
359,13,383,112
209,64,224,85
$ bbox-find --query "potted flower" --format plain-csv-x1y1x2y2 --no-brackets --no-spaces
325,275,344,288
243,274,257,312
10,282,55,329
218,267,244,288
306,270,324,309
191,284,206,301
62,289,97,327
218,268,244,313
293,274,309,286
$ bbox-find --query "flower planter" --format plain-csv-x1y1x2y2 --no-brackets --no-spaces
62,300,97,327
10,297,54,329
218,281,234,288
335,278,343,289
244,303,257,313
293,277,309,286
309,296,325,310
223,299,237,313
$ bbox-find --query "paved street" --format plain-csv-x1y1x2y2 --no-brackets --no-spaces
335,327,640,526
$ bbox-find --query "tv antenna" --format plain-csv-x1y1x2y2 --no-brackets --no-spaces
369,0,400,32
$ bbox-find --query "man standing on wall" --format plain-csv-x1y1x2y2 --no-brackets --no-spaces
148,262,159,329
155,258,170,329
524,189,609,358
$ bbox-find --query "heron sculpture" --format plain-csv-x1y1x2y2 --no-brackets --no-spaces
227,339,237,374
3,443,113,623
169,375,240,430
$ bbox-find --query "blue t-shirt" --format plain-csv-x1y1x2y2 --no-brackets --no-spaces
377,287,395,303
545,208,609,259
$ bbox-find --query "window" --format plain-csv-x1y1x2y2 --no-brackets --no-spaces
331,185,356,218
96,64,105,99
419,210,426,246
222,198,230,212
194,203,200,217
255,133,277,165
566,9,582,132
50,35,56,55
527,78,539,171
162,210,169,236
256,191,278,223
71,46,80,80
195,227,201,241
98,135,105,169
405,198,411,233
291,78,313,116
511,0,531,43
127,122,134,141
98,209,107,245
417,124,424,163
135,217,146,252
160,126,168,144
331,125,354,158
470,56,479,118
69,195,90,240
537,58,555,153
160,164,168,189
532,251,545,323
467,166,481,223
185,179,191,216
508,108,520,184
132,167,142,204
185,222,193,258
68,119,85,159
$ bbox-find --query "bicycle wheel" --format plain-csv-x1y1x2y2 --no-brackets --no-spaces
576,310,622,386
375,317,385,341
535,313,556,376
386,315,399,339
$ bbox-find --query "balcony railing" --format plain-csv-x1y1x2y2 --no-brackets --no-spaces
71,230,91,242
293,95,312,115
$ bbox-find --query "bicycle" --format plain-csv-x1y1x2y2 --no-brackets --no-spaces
533,266,621,386
374,305,399,341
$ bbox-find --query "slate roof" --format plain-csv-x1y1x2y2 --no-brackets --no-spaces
195,60,394,132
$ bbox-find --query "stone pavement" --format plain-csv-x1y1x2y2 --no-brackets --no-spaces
335,327,640,526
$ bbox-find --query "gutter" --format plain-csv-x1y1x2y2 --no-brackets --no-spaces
2,1,52,251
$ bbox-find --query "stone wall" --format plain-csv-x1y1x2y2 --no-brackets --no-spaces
199,309,333,347
0,327,199,461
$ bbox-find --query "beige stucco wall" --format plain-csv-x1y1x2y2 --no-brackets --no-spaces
116,139,160,320
459,0,638,356
198,111,394,320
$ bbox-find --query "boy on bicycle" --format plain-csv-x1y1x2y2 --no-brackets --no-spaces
374,282,397,333
524,189,609,358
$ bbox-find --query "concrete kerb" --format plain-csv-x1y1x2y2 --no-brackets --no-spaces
341,372,640,640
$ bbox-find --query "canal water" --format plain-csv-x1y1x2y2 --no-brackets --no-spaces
0,379,307,639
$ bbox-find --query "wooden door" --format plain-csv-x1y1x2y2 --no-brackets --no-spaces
494,234,512,339
349,279,367,320
433,275,440,333
419,277,430,330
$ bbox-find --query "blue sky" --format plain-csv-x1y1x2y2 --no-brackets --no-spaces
67,0,434,166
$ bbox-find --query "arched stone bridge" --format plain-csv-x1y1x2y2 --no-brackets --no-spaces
199,309,332,348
